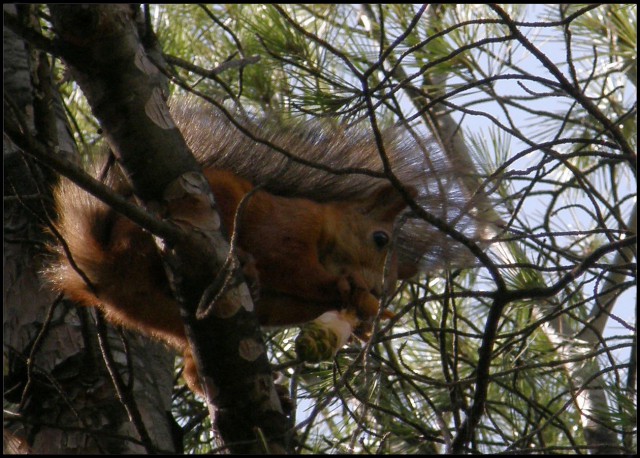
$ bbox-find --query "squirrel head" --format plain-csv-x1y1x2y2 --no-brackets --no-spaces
319,184,417,298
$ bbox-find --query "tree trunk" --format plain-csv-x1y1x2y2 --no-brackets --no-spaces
3,5,178,453
44,4,289,453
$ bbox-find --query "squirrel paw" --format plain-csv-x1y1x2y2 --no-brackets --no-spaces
337,272,380,320
336,272,397,340
273,373,294,416
238,249,260,301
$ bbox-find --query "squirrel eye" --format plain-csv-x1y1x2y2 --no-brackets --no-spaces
372,231,390,249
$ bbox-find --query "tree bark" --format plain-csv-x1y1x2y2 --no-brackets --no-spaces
3,4,177,453
47,5,289,453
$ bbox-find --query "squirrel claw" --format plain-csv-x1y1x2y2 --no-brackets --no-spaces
336,272,382,321
239,250,260,301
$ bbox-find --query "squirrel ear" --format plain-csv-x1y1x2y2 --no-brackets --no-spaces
362,184,417,222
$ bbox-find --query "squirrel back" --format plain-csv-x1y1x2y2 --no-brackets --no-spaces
171,100,487,274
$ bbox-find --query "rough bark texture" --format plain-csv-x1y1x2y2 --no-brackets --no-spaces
3,5,177,453
47,5,289,453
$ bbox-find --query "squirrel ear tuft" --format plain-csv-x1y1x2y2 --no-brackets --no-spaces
362,184,417,222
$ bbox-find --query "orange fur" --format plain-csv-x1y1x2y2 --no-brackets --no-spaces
46,167,411,395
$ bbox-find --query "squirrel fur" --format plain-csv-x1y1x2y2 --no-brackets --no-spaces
44,99,485,395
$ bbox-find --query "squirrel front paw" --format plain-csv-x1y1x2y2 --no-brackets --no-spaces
337,272,380,320
238,249,260,301
335,272,396,340
351,288,380,321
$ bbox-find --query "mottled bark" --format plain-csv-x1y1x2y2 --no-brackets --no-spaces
3,5,177,453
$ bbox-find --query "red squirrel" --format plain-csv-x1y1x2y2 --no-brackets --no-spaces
45,100,485,395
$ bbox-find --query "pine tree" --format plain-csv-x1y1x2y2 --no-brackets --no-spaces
4,4,635,454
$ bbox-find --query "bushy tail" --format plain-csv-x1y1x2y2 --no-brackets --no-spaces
44,172,186,350
44,173,118,307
